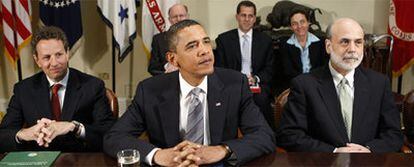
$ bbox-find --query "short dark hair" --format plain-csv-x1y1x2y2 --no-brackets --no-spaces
166,19,201,52
289,7,309,24
237,1,256,15
31,26,69,55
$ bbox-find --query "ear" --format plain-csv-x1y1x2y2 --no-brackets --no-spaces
33,54,41,68
167,51,179,67
65,50,70,60
325,39,331,54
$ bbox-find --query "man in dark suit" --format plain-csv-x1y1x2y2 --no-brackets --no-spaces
275,8,328,95
104,20,275,166
277,18,403,153
148,4,189,76
215,0,275,130
0,26,115,153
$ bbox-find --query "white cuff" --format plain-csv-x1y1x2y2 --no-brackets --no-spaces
145,148,161,166
78,123,86,138
254,75,260,83
163,63,170,70
15,133,21,144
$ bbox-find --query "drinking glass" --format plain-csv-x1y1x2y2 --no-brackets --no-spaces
117,149,140,167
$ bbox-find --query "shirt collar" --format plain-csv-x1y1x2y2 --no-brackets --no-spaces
329,61,355,88
179,72,208,98
47,68,69,88
287,32,320,48
238,28,253,39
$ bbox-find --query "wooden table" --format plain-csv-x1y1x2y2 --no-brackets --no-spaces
2,152,414,166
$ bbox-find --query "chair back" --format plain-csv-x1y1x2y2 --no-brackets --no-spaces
403,90,414,142
274,88,290,129
363,34,394,80
106,88,119,118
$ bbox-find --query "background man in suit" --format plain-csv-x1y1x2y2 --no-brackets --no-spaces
104,20,275,166
215,0,275,130
0,26,115,152
275,8,328,95
148,4,189,76
277,18,403,152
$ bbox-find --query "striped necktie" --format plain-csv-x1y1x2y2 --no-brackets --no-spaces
184,88,204,144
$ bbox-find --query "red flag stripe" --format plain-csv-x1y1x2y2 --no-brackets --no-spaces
1,0,32,66
15,0,31,39
18,0,29,14
15,16,30,39
4,39,16,61
2,6,14,30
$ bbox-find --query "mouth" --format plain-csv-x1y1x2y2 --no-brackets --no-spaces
198,58,212,66
50,68,62,74
343,57,359,63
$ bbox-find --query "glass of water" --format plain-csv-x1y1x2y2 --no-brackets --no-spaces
117,149,140,167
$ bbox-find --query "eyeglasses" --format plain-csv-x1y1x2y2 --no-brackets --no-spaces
170,14,188,20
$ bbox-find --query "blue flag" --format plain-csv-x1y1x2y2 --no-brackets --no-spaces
39,0,83,51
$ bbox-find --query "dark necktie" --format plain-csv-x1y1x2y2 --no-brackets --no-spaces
51,84,62,120
184,88,204,144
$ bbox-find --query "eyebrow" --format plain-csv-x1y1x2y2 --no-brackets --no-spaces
184,37,210,47
339,37,364,41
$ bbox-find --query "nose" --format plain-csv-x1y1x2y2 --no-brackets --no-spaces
199,43,210,57
50,55,59,66
348,41,357,53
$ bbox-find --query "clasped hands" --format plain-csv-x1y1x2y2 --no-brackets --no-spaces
335,143,371,153
16,118,76,147
153,140,228,167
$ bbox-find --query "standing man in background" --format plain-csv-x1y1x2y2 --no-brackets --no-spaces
215,0,275,130
0,26,115,153
148,4,189,76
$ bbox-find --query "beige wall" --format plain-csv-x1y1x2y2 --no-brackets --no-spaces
1,0,413,113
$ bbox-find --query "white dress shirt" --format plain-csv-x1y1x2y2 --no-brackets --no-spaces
328,61,355,98
238,28,253,75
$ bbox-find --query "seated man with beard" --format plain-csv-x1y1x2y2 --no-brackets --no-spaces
277,18,403,153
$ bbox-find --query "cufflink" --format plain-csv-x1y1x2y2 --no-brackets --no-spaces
216,102,221,106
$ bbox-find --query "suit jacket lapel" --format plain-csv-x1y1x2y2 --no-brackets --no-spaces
251,31,258,71
33,73,54,119
309,44,319,69
290,45,302,72
351,67,369,141
231,30,242,71
316,66,349,142
207,72,226,145
157,72,181,147
61,69,82,121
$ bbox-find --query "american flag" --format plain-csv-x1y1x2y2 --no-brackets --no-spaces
1,0,32,67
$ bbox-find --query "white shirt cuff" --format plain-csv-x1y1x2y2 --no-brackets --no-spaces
145,148,161,166
78,123,86,138
254,75,260,83
15,134,21,143
163,63,170,70
333,148,337,153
